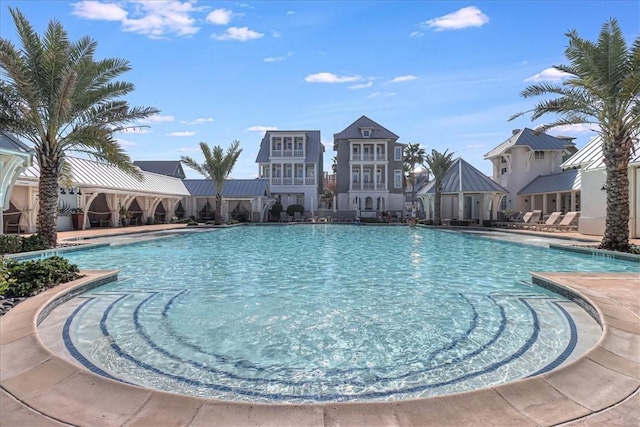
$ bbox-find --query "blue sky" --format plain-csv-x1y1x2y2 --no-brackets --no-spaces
1,1,639,179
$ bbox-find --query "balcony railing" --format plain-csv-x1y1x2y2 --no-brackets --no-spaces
271,150,282,157
271,150,305,158
305,177,315,185
350,183,387,190
352,154,386,161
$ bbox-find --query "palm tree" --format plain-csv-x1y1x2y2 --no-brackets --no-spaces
331,155,337,174
403,143,426,207
425,149,455,226
0,8,159,247
181,140,242,223
510,19,639,253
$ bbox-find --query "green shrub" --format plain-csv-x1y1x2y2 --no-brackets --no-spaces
3,256,81,298
286,204,305,216
0,235,23,255
21,234,49,252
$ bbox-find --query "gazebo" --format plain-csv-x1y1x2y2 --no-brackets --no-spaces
417,158,507,224
0,131,33,234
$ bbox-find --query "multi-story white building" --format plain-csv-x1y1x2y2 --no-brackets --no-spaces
484,128,578,214
333,116,405,214
255,130,324,211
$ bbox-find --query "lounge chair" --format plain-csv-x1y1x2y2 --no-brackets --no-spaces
512,210,542,229
491,211,523,228
521,211,562,230
547,211,579,231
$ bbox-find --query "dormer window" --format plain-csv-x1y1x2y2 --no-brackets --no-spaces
534,151,545,159
360,128,373,138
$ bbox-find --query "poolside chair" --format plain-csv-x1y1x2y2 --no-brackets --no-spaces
521,211,562,230
491,211,523,228
279,212,291,223
293,212,303,222
508,210,542,229
548,211,579,231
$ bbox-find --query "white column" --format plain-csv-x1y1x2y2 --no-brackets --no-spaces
556,192,561,212
570,191,577,212
531,195,536,211
458,193,465,220
542,194,548,215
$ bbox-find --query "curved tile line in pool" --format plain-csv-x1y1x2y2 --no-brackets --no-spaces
157,291,479,380
137,291,488,385
527,301,578,377
63,292,557,401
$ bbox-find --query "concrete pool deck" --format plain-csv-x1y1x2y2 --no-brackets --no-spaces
1,226,639,426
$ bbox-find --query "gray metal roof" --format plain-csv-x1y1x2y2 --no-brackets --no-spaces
333,116,399,140
183,179,270,197
21,157,190,196
133,161,186,179
417,158,507,195
255,130,324,163
0,130,32,154
484,128,574,159
561,135,640,170
518,169,581,195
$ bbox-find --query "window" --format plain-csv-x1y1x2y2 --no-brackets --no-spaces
501,167,507,176
501,157,507,164
296,194,305,205
262,165,270,178
394,169,402,188
294,136,304,150
360,128,372,138
352,170,360,183
534,151,545,159
394,146,402,161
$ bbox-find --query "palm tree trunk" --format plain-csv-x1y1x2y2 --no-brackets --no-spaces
434,187,442,226
215,193,222,223
37,158,60,247
600,138,630,252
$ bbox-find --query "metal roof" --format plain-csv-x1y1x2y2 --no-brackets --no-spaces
484,128,574,159
0,130,33,154
21,156,190,196
133,161,186,179
255,130,324,163
561,135,640,170
417,157,507,195
183,179,270,197
518,169,581,195
333,116,399,140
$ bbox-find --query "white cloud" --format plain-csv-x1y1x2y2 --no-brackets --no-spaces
167,131,195,137
264,52,294,62
410,31,424,38
425,6,489,31
206,8,233,25
73,1,200,38
389,75,417,83
180,117,215,125
552,123,599,133
286,11,295,15
246,126,278,132
367,92,396,99
71,1,127,21
177,146,201,152
524,67,572,82
214,27,264,41
349,81,373,89
466,144,485,149
138,114,175,124
116,138,137,147
305,72,361,83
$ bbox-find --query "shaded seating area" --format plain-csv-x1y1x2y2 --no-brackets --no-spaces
87,211,112,228
199,201,215,221
2,211,22,234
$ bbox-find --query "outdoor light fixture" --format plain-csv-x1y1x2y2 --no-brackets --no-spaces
60,186,82,195
524,199,528,203
601,185,607,191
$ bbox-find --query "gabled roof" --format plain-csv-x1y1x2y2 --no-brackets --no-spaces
0,130,33,154
183,179,270,197
417,158,507,195
21,157,190,196
333,115,399,140
518,169,581,195
133,161,186,179
562,135,640,170
255,130,324,163
484,128,574,159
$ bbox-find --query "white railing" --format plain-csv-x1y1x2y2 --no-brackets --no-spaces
272,178,282,185
305,178,315,185
294,150,304,157
362,154,375,161
352,154,362,161
283,150,293,157
271,150,282,157
294,178,304,185
376,154,386,161
283,178,293,185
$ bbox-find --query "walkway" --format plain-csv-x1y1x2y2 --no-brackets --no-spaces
0,226,638,426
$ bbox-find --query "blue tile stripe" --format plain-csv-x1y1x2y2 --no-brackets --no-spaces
62,291,551,401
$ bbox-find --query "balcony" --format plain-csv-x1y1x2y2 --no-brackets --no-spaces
350,182,387,191
269,177,316,186
271,150,304,158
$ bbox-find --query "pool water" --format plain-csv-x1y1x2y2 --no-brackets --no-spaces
51,226,636,403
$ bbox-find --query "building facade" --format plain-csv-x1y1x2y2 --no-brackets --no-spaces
484,128,578,215
255,130,324,211
333,116,405,215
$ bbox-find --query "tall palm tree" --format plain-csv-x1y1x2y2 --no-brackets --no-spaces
0,8,159,247
181,140,242,223
403,143,426,207
510,19,639,252
425,149,455,226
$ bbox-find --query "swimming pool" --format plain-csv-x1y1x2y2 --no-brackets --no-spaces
47,226,636,403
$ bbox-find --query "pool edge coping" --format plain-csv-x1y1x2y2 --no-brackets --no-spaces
0,271,638,427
